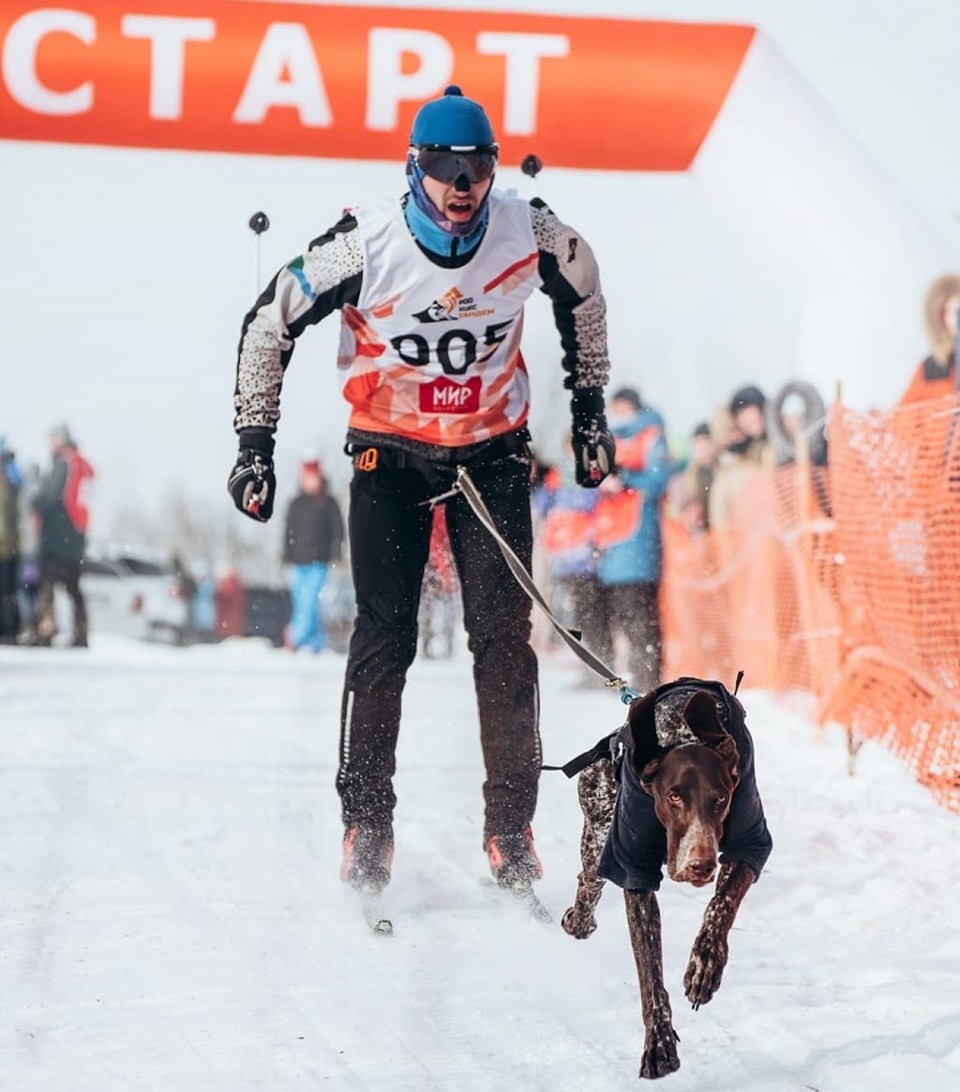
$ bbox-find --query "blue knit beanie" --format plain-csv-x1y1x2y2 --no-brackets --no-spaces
405,86,496,254
410,85,496,149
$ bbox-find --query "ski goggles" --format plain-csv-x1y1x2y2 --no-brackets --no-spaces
414,147,498,184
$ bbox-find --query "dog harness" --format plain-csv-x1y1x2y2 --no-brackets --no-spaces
561,678,774,893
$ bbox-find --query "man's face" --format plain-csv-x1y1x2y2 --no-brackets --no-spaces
943,294,960,338
421,173,493,226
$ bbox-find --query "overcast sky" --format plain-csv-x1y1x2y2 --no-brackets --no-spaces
4,0,960,554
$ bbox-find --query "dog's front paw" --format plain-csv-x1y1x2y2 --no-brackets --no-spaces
560,905,597,939
639,1024,680,1079
684,930,728,1009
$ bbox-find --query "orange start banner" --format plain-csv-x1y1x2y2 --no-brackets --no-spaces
0,2,754,170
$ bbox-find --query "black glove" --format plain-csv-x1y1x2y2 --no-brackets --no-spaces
227,428,276,522
570,388,615,488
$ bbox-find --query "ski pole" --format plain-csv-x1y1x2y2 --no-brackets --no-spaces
521,153,543,199
248,210,270,298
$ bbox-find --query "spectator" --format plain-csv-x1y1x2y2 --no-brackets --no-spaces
709,385,775,529
16,461,42,640
669,421,717,534
0,437,21,643
282,457,344,653
591,387,672,693
899,273,960,404
31,424,94,648
764,380,828,467
227,85,613,895
533,455,602,680
214,565,245,638
170,552,198,643
190,560,217,640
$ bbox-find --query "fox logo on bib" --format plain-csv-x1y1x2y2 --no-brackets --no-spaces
414,286,463,323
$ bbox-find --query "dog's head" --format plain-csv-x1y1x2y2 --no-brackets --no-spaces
626,689,740,887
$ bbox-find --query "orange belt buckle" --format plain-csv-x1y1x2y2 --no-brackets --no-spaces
356,447,379,472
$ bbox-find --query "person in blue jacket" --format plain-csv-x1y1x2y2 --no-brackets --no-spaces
591,387,672,693
532,456,602,681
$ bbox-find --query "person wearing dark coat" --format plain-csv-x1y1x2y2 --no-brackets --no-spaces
0,438,21,643
31,424,94,647
282,458,344,652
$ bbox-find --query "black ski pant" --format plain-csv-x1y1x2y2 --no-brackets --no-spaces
337,443,541,842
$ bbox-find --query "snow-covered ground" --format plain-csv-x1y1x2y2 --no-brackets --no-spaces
1,635,958,1091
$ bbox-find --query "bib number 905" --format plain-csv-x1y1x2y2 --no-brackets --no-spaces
389,320,512,375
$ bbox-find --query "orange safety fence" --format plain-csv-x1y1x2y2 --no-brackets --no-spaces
661,395,960,814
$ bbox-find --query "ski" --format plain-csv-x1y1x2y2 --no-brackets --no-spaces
358,886,393,936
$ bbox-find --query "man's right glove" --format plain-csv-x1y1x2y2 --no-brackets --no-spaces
571,388,616,488
227,428,276,523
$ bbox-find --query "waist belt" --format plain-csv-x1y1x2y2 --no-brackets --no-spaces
346,428,531,479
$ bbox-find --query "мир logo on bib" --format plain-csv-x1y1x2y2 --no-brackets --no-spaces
419,376,482,413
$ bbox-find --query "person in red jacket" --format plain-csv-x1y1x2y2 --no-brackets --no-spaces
32,424,94,647
899,273,960,405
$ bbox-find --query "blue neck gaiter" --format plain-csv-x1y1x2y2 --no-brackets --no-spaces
403,153,489,259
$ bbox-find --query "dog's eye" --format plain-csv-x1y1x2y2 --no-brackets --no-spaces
715,795,728,807
667,790,682,804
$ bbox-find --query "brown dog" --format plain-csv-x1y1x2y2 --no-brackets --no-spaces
560,678,772,1080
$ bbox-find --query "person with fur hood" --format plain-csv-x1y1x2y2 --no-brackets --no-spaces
899,273,960,405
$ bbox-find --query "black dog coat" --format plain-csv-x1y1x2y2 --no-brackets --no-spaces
597,679,773,892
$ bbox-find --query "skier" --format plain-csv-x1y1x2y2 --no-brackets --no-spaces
228,86,614,898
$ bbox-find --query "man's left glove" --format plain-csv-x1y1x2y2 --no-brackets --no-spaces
227,427,276,523
571,388,616,488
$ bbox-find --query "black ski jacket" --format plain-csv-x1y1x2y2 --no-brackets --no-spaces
283,491,344,566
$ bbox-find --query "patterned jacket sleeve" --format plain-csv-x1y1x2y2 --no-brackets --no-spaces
233,215,364,435
529,198,610,393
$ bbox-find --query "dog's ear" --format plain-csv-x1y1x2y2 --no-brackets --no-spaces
637,757,661,793
683,691,740,777
625,690,663,786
